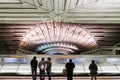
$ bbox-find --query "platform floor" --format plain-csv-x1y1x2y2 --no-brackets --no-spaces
0,76,120,80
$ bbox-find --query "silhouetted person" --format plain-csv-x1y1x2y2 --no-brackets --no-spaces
89,60,98,80
38,58,46,80
30,56,38,80
65,59,75,80
46,57,52,80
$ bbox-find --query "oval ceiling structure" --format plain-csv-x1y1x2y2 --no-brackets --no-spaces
18,22,99,54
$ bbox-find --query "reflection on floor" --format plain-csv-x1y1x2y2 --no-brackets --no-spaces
0,76,120,80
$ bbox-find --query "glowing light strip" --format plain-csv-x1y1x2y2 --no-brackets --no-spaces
36,42,78,51
43,47,74,53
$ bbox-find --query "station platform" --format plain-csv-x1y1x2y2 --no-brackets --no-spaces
0,76,120,80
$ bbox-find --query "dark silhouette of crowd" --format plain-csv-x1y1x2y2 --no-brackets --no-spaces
30,56,98,80
30,56,52,80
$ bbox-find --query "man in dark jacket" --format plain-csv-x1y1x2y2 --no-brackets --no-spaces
65,59,75,80
30,56,38,80
46,57,52,80
89,60,98,80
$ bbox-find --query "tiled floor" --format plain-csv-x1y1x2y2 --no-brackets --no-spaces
0,76,120,80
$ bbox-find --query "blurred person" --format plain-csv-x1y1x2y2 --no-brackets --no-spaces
65,59,75,80
38,58,46,80
30,56,38,80
46,57,52,80
89,60,98,80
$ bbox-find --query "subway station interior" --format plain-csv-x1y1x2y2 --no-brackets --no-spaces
0,0,120,80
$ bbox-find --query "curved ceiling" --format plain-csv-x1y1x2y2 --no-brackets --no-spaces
0,0,120,23
18,22,99,54
0,0,120,54
0,23,119,55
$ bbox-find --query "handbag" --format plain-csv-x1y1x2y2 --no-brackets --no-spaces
62,68,67,75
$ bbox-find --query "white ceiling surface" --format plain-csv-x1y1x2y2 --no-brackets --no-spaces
0,0,120,23
0,0,120,54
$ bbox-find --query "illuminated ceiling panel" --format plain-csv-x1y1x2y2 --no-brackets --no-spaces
18,22,99,54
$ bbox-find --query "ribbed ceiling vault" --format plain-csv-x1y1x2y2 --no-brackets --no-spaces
0,23,120,54
0,0,120,54
0,0,120,23
18,22,99,55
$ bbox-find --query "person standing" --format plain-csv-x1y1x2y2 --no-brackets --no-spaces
65,59,75,80
38,58,46,80
30,56,38,80
89,60,98,80
46,57,52,80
